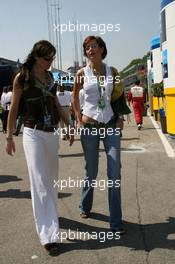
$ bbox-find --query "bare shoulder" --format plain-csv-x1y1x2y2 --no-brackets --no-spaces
12,73,24,97
13,73,22,88
76,68,84,77
110,66,119,76
14,72,20,82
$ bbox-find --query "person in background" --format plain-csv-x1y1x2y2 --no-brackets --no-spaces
0,86,8,131
1,86,8,110
127,80,145,130
0,101,3,130
3,86,13,133
56,85,71,139
73,35,125,235
6,40,74,255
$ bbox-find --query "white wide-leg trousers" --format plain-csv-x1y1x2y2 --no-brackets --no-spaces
23,127,59,245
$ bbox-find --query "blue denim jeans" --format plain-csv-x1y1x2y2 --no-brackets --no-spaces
80,121,123,229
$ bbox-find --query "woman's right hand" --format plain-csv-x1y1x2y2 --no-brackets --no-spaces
77,121,83,129
6,138,16,156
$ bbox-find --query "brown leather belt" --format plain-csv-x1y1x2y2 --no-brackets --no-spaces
83,117,117,129
24,122,56,132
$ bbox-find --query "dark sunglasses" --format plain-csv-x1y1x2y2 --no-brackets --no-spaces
43,55,56,62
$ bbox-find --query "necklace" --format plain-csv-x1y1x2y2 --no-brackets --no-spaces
35,73,50,88
91,63,105,77
90,64,106,110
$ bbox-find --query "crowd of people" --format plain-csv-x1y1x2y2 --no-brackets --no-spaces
2,37,146,256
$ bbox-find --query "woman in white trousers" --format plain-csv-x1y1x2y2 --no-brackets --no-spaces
6,40,74,255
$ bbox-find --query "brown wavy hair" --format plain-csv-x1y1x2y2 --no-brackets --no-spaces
18,40,56,86
83,36,107,60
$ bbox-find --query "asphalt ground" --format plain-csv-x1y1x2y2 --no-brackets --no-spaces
0,114,175,264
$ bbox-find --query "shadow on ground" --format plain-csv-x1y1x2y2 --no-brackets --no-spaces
121,137,140,141
0,189,72,199
57,214,175,254
59,149,104,158
0,175,22,184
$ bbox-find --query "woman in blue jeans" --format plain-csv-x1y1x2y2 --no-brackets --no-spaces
73,36,125,234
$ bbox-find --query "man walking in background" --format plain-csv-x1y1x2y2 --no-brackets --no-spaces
128,80,145,130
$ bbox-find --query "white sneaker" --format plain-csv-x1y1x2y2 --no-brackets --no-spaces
137,124,141,130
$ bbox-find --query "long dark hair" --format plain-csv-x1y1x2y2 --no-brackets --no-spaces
18,40,56,86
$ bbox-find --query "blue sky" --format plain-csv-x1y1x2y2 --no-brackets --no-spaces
0,0,161,71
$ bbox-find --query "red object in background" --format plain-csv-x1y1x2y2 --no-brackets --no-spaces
132,100,144,124
128,87,144,125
